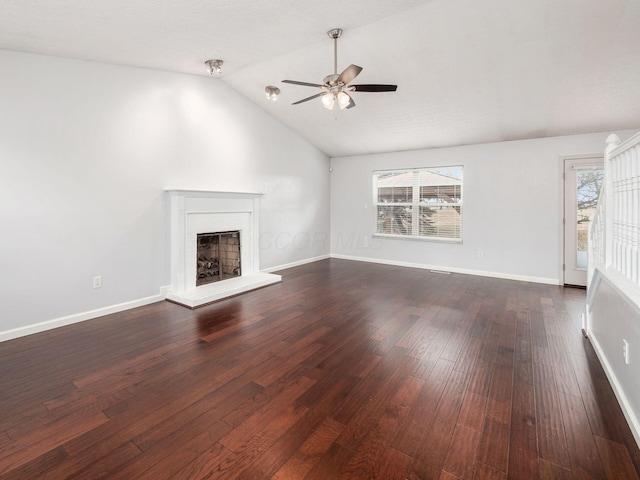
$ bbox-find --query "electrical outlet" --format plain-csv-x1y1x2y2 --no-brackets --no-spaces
623,339,630,365
93,275,102,289
477,250,484,259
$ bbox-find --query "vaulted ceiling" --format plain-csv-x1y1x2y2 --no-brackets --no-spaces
1,0,639,157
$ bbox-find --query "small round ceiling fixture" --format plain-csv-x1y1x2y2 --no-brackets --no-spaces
205,59,223,76
265,86,280,101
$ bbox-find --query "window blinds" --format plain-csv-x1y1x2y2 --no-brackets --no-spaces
373,166,463,241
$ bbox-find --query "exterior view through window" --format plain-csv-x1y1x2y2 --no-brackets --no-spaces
373,166,463,241
575,167,604,268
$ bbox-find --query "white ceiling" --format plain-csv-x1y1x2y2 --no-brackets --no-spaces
1,0,639,157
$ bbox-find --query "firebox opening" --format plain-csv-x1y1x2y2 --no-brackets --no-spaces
196,231,241,287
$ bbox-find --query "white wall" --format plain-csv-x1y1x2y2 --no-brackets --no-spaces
0,49,330,338
330,131,637,283
589,273,640,446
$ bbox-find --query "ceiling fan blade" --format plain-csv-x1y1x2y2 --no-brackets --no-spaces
337,64,362,85
282,80,324,88
345,94,356,109
351,84,398,92
292,92,325,105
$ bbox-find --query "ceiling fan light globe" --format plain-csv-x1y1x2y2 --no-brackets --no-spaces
337,91,351,109
321,94,335,110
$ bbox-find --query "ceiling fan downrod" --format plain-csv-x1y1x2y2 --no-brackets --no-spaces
327,29,342,76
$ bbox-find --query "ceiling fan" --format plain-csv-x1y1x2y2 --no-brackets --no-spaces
282,28,397,110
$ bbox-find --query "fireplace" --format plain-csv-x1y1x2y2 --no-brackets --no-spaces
196,231,241,286
165,190,281,308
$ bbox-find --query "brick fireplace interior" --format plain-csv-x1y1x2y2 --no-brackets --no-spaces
196,230,241,287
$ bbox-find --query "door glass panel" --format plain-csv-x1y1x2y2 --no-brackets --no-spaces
576,168,604,269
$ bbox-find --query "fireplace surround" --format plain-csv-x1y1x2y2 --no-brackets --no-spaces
165,190,281,308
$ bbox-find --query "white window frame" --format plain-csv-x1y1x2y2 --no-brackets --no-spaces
372,166,463,243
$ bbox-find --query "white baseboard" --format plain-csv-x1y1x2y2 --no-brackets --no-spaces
587,329,640,449
261,254,331,273
0,286,170,343
329,254,559,285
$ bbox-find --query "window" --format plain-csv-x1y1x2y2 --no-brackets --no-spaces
373,166,463,242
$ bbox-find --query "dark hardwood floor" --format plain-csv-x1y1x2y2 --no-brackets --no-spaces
1,259,639,479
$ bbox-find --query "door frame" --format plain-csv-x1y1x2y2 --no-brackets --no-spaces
559,154,604,286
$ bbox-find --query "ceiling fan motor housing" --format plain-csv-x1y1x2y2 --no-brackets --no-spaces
323,73,340,87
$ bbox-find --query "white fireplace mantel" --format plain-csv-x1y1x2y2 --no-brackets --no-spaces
165,189,281,308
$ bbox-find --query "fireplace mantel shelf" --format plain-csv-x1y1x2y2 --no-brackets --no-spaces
165,189,264,198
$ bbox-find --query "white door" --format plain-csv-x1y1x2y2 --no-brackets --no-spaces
563,157,604,286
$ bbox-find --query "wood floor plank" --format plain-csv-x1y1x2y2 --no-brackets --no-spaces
508,383,537,480
235,407,342,479
219,376,315,452
440,471,463,480
61,372,225,457
0,447,68,480
373,447,413,480
477,417,510,473
537,458,574,480
570,352,623,443
411,370,471,473
126,429,225,480
331,345,410,426
132,379,263,451
442,424,481,479
337,405,405,479
0,259,638,479
303,441,354,480
270,417,344,480
558,391,606,479
61,441,142,480
201,402,309,479
458,390,488,433
473,462,507,479
169,441,230,480
467,360,494,397
337,367,426,479
72,342,179,389
0,432,9,450
507,447,537,480
533,361,572,469
390,370,448,456
1,403,57,440
513,322,534,386
408,461,443,480
0,405,109,475
486,365,513,425
594,435,640,480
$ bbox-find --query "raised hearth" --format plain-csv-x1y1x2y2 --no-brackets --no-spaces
165,190,281,308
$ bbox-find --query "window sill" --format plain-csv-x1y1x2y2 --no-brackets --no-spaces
373,233,463,244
